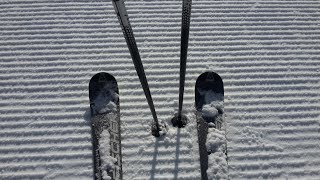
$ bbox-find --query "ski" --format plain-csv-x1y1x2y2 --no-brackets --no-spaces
195,72,228,180
112,0,163,137
89,72,122,180
172,0,193,128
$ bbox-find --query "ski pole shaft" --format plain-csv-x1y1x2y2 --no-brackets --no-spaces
178,0,192,117
112,0,160,132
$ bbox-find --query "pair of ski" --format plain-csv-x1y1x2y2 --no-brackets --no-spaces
89,0,227,179
89,72,226,179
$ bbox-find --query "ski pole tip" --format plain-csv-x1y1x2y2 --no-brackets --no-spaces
171,114,188,128
151,121,168,137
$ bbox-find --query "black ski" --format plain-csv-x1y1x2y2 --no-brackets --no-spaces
195,72,228,180
89,72,122,180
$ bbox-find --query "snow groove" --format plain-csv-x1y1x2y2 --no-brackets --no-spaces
0,0,319,179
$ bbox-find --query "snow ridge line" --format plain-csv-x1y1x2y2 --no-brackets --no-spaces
0,0,320,179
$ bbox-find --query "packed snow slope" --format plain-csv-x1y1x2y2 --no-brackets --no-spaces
1,0,320,179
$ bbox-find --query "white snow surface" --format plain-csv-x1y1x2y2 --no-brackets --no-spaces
94,96,117,114
206,128,228,179
202,104,219,118
99,129,116,180
202,91,224,118
1,0,320,179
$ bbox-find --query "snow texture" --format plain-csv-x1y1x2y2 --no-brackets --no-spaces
202,89,228,179
201,91,224,118
0,0,320,179
202,104,219,118
206,128,228,179
95,99,117,114
99,129,116,180
158,121,169,136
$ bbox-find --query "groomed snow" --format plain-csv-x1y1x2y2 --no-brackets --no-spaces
0,0,320,179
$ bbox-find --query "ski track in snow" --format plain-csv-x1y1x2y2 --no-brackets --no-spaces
0,0,320,179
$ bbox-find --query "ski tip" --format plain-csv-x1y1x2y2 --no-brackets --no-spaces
90,72,117,84
89,72,118,93
89,72,119,103
197,71,223,84
195,71,224,95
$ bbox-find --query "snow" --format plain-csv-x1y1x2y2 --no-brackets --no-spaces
99,129,116,180
206,129,226,155
92,83,118,114
1,0,320,179
157,121,169,136
201,91,224,118
206,128,228,179
207,152,228,180
202,104,219,117
201,88,228,179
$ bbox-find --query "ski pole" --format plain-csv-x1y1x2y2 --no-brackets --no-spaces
172,0,192,128
112,0,161,137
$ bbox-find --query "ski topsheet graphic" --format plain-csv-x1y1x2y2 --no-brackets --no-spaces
195,72,228,180
89,72,122,180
